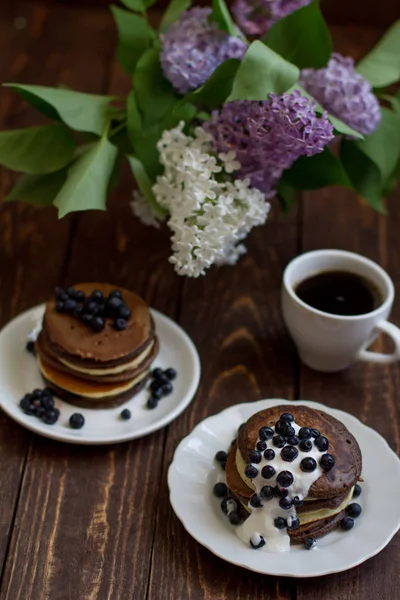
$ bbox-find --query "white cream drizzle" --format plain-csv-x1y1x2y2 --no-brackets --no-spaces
236,421,325,553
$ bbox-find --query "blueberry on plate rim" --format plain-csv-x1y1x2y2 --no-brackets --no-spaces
120,408,131,420
213,482,228,498
69,413,85,429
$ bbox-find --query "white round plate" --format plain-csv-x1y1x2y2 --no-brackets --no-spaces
168,399,400,577
0,304,200,444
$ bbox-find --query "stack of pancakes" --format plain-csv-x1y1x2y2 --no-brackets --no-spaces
36,283,158,408
226,404,362,543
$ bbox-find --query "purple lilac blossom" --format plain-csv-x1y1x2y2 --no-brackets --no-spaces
160,7,247,94
205,90,334,194
232,0,312,37
300,53,381,136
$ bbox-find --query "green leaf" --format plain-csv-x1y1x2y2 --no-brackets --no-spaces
143,0,157,6
160,0,191,32
127,156,167,217
228,41,299,101
4,84,116,136
264,1,331,69
276,179,300,213
210,0,243,37
341,140,386,213
282,148,352,190
181,58,240,108
134,48,179,126
119,0,145,12
357,21,400,88
5,170,67,206
110,6,154,75
0,124,75,174
54,131,118,218
127,91,142,141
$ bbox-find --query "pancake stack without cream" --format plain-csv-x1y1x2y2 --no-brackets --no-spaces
226,404,362,550
36,283,158,408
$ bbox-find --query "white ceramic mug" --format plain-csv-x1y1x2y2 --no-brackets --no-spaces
282,249,400,372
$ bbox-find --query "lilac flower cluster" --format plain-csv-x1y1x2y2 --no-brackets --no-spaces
300,53,381,136
232,0,312,37
160,7,247,94
205,90,334,194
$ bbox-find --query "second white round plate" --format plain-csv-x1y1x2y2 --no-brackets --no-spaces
168,399,400,578
0,305,201,444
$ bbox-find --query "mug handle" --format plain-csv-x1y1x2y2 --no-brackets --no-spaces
357,321,400,364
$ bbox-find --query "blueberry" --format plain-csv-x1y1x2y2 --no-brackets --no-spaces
300,457,317,473
73,305,83,319
299,439,313,452
259,426,274,441
151,387,163,401
304,537,316,550
215,450,228,463
275,419,289,435
274,486,288,498
229,512,241,525
314,435,329,452
280,412,294,423
340,516,354,531
244,464,258,479
346,503,362,518
279,497,292,510
106,296,123,315
43,410,59,425
261,465,275,479
256,440,267,452
260,485,274,500
353,483,362,498
64,299,77,314
66,286,75,297
35,406,46,417
41,395,54,410
250,535,265,549
33,399,42,408
114,318,127,331
85,301,100,316
109,290,122,299
55,301,65,313
248,450,262,464
285,425,296,437
221,496,237,515
20,395,32,410
287,516,300,530
75,290,85,303
21,402,35,415
298,427,312,439
213,482,228,498
90,290,103,301
161,382,173,396
320,453,335,471
264,448,275,460
250,494,263,508
311,428,320,438
118,306,131,320
150,379,162,392
293,496,303,507
33,389,43,399
120,408,131,420
287,435,299,445
164,368,177,381
220,461,227,471
54,286,65,300
152,368,164,380
272,434,285,448
276,470,294,488
274,517,287,530
281,445,298,462
146,397,158,409
26,340,35,354
91,317,105,333
69,413,85,429
81,314,93,326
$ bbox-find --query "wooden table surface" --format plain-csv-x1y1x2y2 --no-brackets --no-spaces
0,3,399,599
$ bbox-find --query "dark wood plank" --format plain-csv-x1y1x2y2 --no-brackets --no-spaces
147,208,299,600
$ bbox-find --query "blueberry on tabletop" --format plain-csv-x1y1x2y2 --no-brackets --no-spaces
109,290,122,299
229,512,241,525
298,427,312,439
120,408,131,421
320,453,335,471
43,410,59,425
259,426,274,440
274,517,287,530
248,450,262,464
279,497,292,510
91,317,105,333
299,439,313,452
147,397,158,410
272,434,286,448
26,340,35,354
244,464,258,479
250,535,265,549
215,450,228,463
346,503,362,519
119,306,131,320
311,429,320,438
161,382,173,396
213,482,228,498
280,412,294,423
304,537,316,550
287,435,299,446
114,318,127,331
249,494,263,508
293,496,303,507
256,440,267,452
340,516,354,531
353,483,362,498
276,470,294,488
263,448,275,460
69,413,85,429
300,457,317,473
164,368,177,381
314,436,329,452
260,485,274,500
275,419,289,435
261,465,275,479
281,445,298,462
55,301,65,313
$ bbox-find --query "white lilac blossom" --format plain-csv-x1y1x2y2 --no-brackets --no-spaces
205,91,334,194
130,191,165,229
300,53,381,136
152,123,270,277
232,0,312,37
160,7,247,94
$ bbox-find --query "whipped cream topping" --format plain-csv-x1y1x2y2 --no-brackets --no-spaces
236,421,325,553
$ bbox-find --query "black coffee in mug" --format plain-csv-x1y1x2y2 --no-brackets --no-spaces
295,270,383,316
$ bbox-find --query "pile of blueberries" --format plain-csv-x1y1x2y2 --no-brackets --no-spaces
147,367,177,409
54,286,131,333
20,388,60,424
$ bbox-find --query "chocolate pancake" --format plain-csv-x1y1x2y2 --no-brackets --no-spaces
288,510,346,543
238,405,362,499
43,283,153,363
